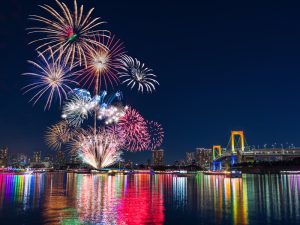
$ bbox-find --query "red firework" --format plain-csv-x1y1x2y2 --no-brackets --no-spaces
146,121,164,150
119,107,150,151
77,34,126,92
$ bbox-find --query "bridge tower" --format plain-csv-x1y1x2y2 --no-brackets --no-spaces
212,145,222,170
231,131,245,153
212,145,222,160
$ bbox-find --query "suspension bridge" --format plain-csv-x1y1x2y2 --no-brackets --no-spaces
211,131,300,170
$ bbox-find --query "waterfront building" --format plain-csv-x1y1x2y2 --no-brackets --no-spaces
16,153,28,167
55,150,66,169
43,156,51,162
147,159,151,168
0,147,8,167
70,154,81,164
68,154,82,168
152,149,164,166
43,156,54,168
33,151,41,163
186,152,195,165
195,148,212,167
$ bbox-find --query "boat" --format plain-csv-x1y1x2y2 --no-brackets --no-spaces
280,171,300,174
203,170,229,175
203,170,242,178
8,170,34,175
74,169,90,174
91,170,107,175
133,169,155,174
176,173,189,177
122,171,133,175
108,171,116,176
14,171,34,175
32,169,46,174
115,170,132,175
227,170,242,178
175,170,196,177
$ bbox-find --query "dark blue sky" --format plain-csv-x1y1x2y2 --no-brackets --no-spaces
1,0,300,163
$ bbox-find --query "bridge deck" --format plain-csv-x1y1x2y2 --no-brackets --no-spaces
213,148,300,161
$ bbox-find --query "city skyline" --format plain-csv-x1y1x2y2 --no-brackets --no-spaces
0,2,299,224
2,0,300,163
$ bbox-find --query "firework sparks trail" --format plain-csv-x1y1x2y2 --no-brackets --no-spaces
22,48,77,110
62,89,125,126
118,55,159,93
119,107,150,151
146,121,164,150
62,90,93,127
96,91,126,124
107,124,126,146
77,35,126,91
25,0,162,166
45,121,72,150
27,0,109,67
72,128,122,169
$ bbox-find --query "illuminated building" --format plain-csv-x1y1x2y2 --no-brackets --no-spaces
195,148,212,167
68,154,82,169
33,151,41,163
43,156,51,162
16,153,28,167
0,147,8,167
152,149,164,166
185,152,195,165
70,154,81,164
41,156,53,168
55,150,66,169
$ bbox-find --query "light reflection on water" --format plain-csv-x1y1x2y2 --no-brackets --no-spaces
0,173,299,225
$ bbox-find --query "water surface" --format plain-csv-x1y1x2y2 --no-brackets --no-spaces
0,173,299,225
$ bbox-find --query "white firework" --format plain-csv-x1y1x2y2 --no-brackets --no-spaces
62,93,94,127
72,128,122,169
22,48,77,110
97,105,127,125
118,55,159,93
27,0,109,67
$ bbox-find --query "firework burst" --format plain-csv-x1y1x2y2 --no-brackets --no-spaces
77,35,126,91
23,49,77,110
119,107,150,151
118,55,159,93
72,128,122,169
146,121,164,150
27,0,108,67
107,124,126,146
88,90,124,125
62,89,125,126
45,121,72,150
98,105,127,125
24,0,162,166
62,90,93,127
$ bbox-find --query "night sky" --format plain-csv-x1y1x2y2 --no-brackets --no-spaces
1,0,300,163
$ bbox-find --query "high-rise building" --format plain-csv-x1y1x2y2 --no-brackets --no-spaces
33,151,41,163
70,154,81,164
152,149,164,166
186,152,195,165
43,156,53,168
16,153,28,166
55,150,66,169
0,147,8,167
195,148,212,167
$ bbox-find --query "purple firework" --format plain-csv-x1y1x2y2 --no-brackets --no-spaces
146,121,164,150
